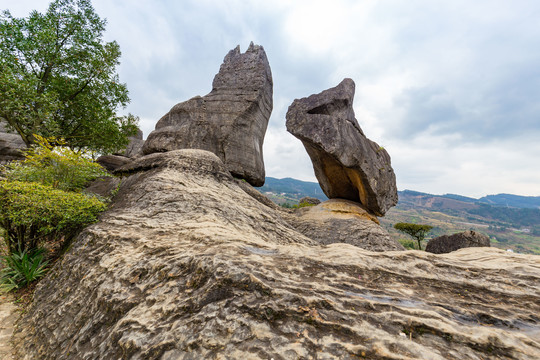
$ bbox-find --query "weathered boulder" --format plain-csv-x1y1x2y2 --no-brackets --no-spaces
142,42,273,186
426,230,491,254
298,196,321,206
0,118,26,163
120,128,145,158
13,150,540,360
96,154,133,172
286,78,398,216
289,199,405,251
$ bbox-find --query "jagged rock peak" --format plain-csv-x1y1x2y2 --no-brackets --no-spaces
142,43,273,187
286,78,398,216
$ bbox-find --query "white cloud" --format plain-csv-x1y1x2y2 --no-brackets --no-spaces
4,0,540,197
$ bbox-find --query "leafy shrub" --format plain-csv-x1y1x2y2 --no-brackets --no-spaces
3,135,109,192
0,248,48,292
394,222,433,251
0,180,107,254
398,239,418,250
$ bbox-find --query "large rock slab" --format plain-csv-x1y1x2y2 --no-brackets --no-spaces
13,150,540,360
142,42,273,186
286,79,398,216
426,230,491,254
0,118,26,163
289,199,405,251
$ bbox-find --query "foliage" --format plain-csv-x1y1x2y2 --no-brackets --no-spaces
0,0,138,153
4,135,109,191
0,248,48,291
398,238,418,250
393,222,433,250
0,180,107,254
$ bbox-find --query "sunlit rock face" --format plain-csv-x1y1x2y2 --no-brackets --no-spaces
13,149,540,360
287,198,405,251
142,42,273,187
286,78,398,216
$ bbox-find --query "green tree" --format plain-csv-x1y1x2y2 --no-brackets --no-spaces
0,0,138,153
394,222,433,250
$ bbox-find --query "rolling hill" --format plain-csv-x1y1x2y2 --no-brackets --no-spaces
257,177,540,254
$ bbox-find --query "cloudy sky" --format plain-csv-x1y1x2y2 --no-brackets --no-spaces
4,0,540,198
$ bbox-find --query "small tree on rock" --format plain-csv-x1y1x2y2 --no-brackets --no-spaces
394,222,433,250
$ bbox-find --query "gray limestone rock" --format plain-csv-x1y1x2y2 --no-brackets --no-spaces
13,149,540,360
142,42,273,186
426,230,491,254
286,78,398,216
0,118,26,163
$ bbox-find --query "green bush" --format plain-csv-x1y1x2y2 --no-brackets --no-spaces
398,239,418,250
3,135,109,192
0,248,48,292
0,180,107,254
394,222,433,251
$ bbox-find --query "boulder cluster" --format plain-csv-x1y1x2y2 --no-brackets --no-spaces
11,44,535,360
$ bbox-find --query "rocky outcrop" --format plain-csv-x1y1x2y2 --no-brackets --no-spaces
286,79,397,216
298,196,321,206
426,230,491,254
289,199,404,251
97,128,144,172
96,154,133,172
142,42,273,186
14,149,540,360
120,128,145,158
0,118,26,163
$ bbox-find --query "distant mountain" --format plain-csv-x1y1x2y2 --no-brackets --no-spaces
441,194,478,203
258,177,327,201
478,194,540,209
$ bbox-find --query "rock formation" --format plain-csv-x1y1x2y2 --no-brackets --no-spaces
289,199,404,251
142,42,273,186
286,79,397,216
14,150,540,360
298,196,321,206
0,118,26,163
96,154,133,172
426,230,491,254
120,128,145,158
96,128,145,172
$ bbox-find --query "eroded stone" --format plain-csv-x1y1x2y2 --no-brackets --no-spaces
142,43,273,186
286,79,398,216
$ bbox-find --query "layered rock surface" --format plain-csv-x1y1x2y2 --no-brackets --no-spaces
14,150,540,360
142,43,273,186
426,230,491,254
286,79,397,216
